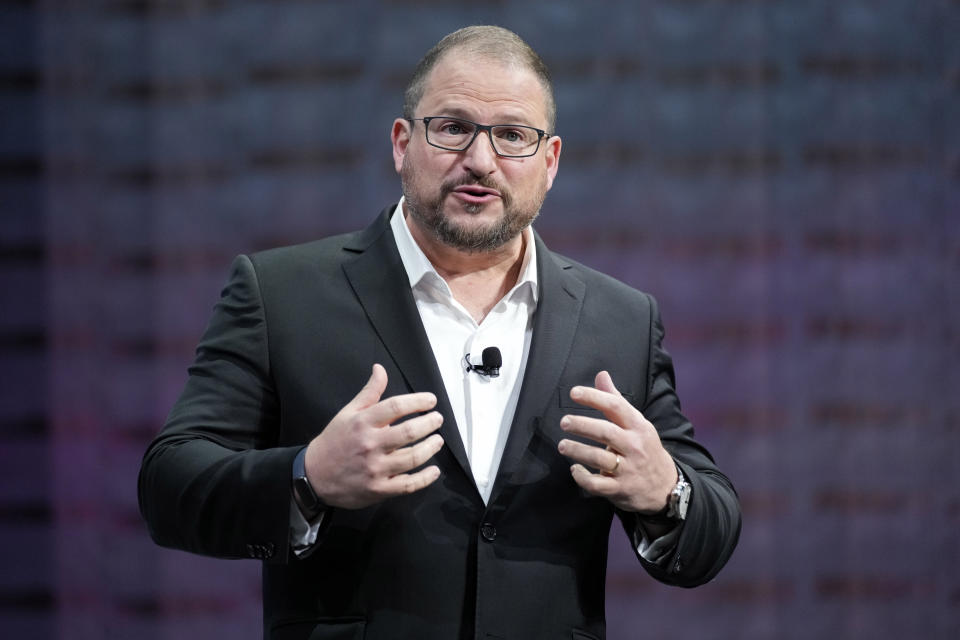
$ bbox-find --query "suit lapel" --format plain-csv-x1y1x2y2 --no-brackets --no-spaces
341,206,473,480
490,233,585,504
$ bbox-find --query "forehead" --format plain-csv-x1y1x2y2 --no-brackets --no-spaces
418,51,550,127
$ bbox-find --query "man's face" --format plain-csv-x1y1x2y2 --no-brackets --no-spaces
391,51,561,253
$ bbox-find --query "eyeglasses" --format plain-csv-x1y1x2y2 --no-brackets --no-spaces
410,116,551,158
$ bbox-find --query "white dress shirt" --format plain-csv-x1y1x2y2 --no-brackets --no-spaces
390,197,537,504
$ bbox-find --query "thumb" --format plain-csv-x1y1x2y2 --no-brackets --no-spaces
348,363,388,410
594,370,622,397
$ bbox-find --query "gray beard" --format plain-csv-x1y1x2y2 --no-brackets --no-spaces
400,164,542,254
407,199,528,253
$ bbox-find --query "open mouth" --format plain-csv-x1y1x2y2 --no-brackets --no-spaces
451,184,502,204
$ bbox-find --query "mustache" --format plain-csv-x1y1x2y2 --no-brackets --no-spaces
440,175,508,199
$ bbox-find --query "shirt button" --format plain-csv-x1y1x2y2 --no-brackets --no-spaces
480,522,497,542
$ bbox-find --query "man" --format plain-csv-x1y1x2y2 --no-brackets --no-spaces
139,26,740,640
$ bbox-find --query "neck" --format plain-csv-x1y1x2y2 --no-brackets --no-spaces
403,206,527,323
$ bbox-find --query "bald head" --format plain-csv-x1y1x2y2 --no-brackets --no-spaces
402,26,556,132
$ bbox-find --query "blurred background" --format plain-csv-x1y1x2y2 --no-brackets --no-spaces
1,1,958,638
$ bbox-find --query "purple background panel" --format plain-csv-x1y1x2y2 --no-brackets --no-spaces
1,1,958,639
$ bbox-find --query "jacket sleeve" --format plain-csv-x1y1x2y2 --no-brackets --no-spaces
619,294,741,587
138,255,299,563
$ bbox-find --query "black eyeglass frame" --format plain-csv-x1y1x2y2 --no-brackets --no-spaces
408,116,552,159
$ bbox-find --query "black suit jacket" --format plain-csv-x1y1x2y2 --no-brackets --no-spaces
139,205,740,640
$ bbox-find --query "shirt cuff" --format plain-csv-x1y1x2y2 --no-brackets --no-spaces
289,495,324,556
633,516,683,565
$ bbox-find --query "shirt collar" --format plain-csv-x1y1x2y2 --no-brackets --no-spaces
390,197,539,304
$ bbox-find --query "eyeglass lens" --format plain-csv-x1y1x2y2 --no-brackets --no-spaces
425,117,542,157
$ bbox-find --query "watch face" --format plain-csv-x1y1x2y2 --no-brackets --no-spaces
678,483,691,519
668,481,691,520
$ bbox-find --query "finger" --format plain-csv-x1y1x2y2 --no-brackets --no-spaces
569,463,618,496
380,433,444,475
559,414,629,452
380,411,444,450
364,391,439,428
594,370,622,397
558,438,620,473
345,363,389,411
568,385,633,430
377,465,442,496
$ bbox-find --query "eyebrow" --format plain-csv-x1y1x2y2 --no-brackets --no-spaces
431,106,537,127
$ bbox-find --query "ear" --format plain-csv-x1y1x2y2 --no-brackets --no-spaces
543,135,562,191
391,118,412,174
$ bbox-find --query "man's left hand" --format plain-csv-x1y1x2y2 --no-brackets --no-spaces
557,371,677,514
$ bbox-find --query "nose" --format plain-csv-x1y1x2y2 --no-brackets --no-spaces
461,129,499,176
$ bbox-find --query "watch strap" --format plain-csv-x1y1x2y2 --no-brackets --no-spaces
292,447,326,521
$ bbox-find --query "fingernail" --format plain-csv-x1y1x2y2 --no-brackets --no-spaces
570,387,583,400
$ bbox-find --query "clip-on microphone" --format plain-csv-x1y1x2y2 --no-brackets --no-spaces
464,346,502,378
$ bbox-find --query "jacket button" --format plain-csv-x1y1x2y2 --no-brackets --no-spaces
480,523,497,542
246,543,275,559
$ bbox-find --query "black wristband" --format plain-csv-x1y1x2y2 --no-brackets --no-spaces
292,447,326,521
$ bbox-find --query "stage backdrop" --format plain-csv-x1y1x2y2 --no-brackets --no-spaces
1,1,958,639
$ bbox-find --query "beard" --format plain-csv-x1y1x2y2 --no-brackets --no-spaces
400,157,546,253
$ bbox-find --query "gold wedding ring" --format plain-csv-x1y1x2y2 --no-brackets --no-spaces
609,454,621,475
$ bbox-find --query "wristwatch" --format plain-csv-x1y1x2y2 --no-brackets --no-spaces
665,464,691,521
292,447,326,521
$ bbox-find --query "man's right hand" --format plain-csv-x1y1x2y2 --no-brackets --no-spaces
303,363,445,509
